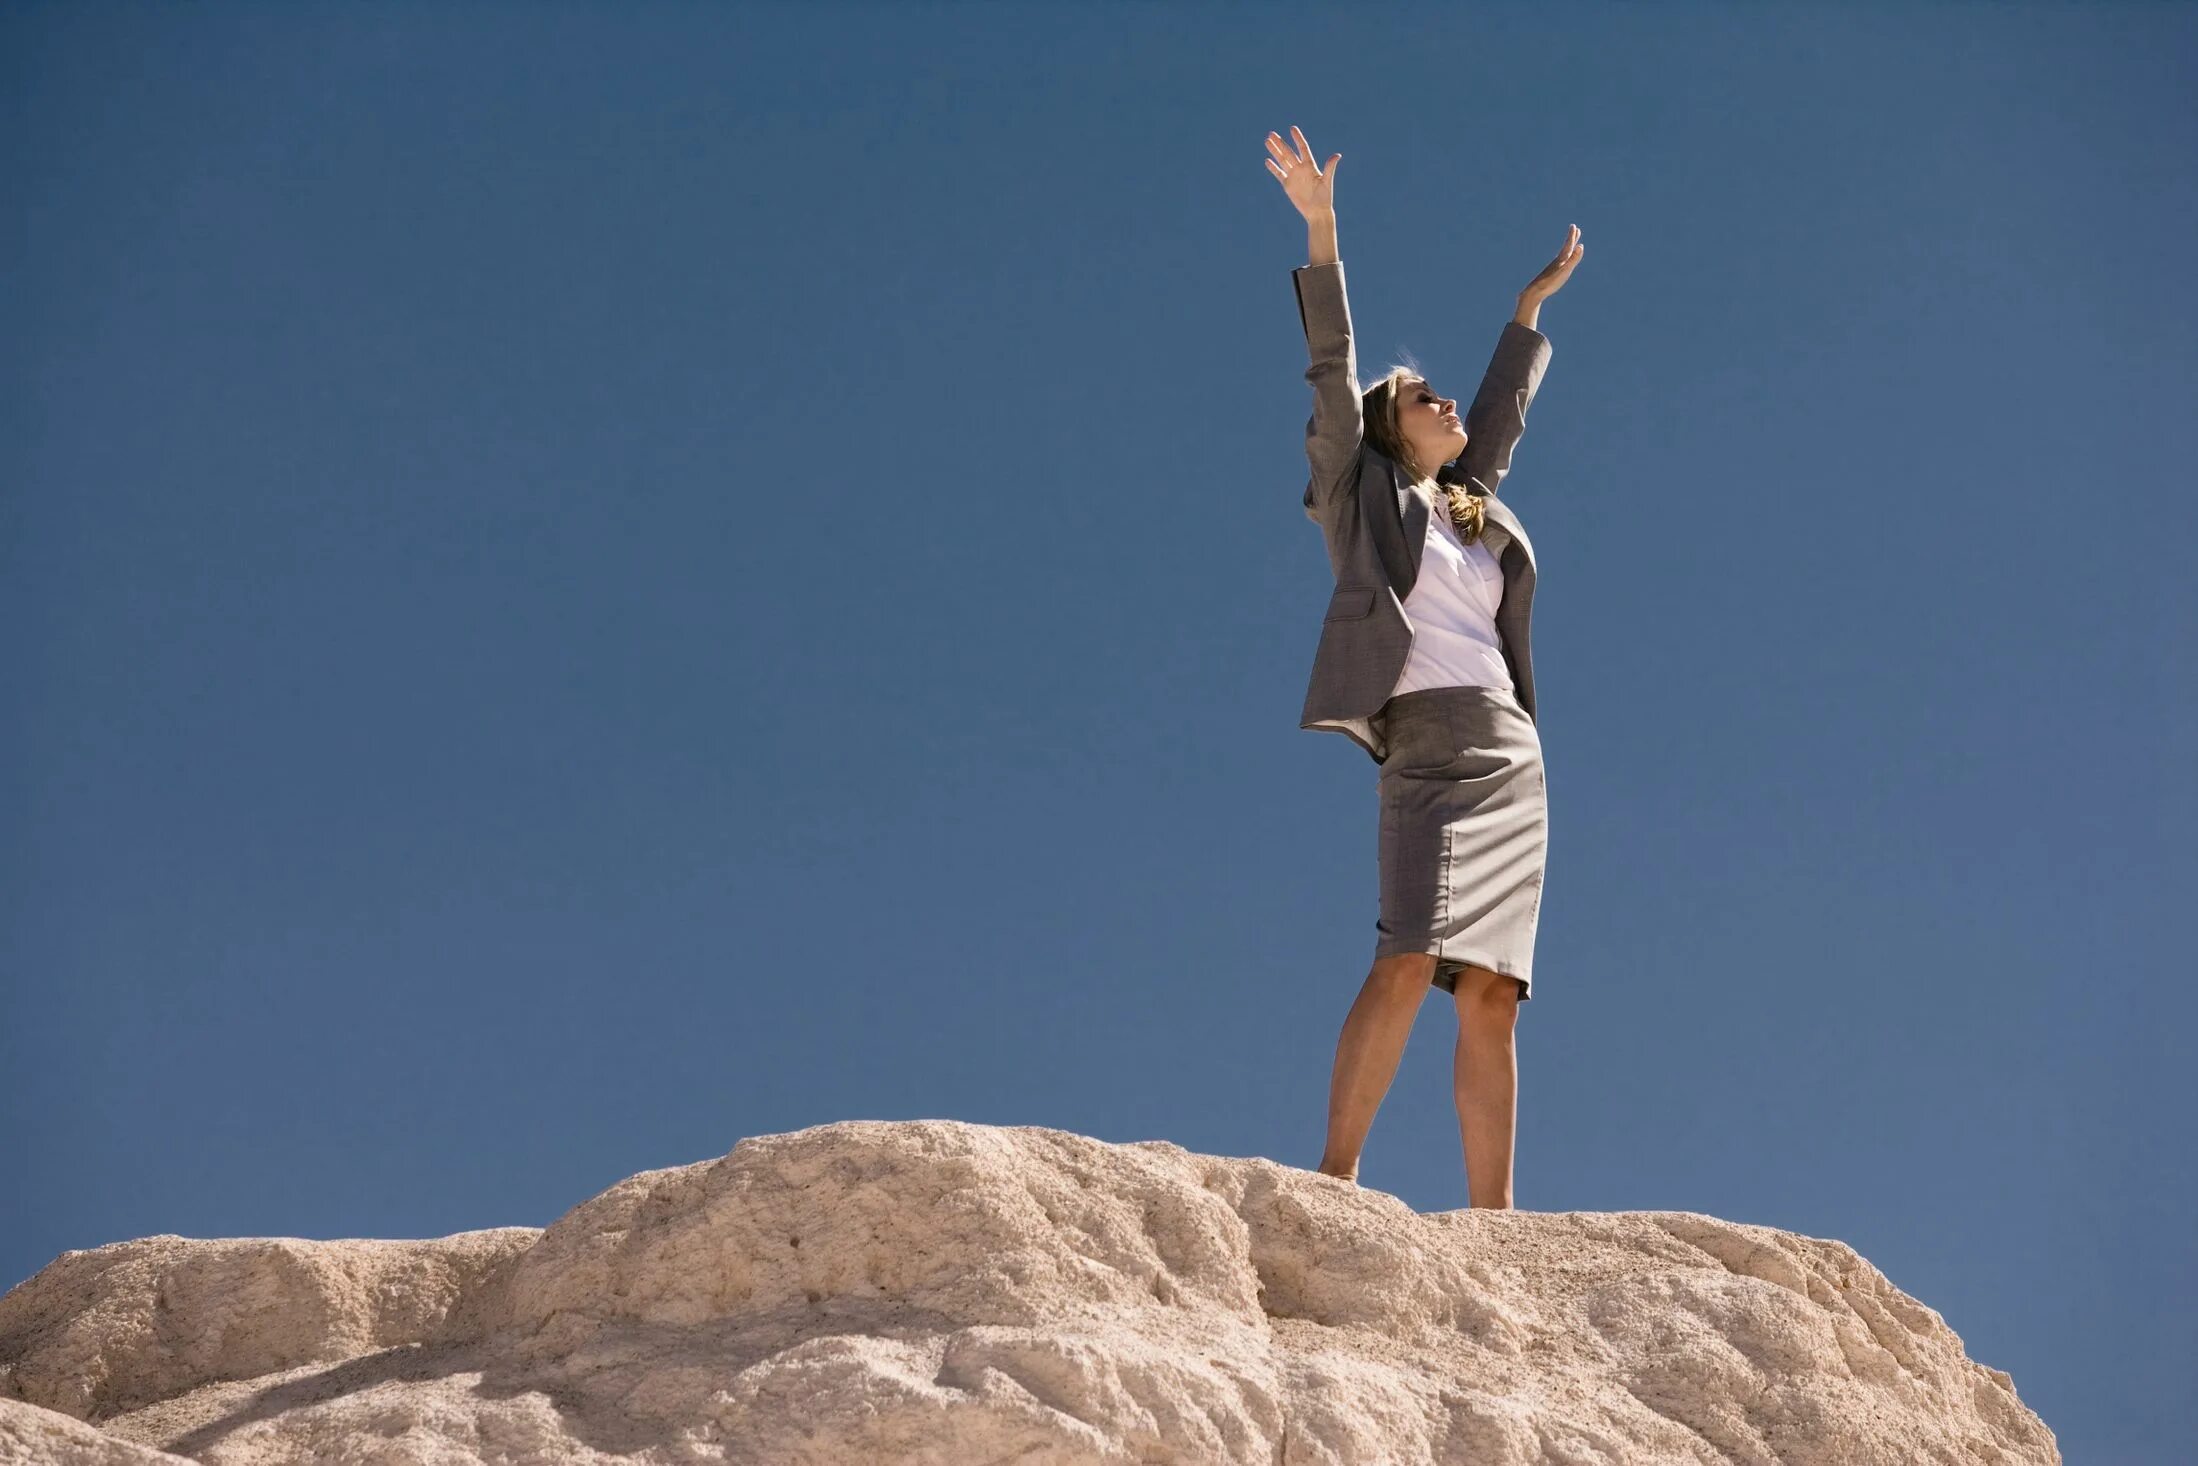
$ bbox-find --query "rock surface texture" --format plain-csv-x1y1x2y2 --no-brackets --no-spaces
2,1119,2058,1464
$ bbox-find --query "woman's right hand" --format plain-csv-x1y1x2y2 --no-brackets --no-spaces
1265,126,1340,220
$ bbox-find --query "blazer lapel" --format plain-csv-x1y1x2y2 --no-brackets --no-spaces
1478,492,1533,568
1399,475,1534,580
1399,475,1432,594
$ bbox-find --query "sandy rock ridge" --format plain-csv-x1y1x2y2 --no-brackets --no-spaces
1,1119,2059,1464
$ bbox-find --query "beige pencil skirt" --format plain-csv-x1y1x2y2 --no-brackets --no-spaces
1370,684,1548,1003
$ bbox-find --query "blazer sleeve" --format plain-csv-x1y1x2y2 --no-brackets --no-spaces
1292,261,1363,523
1437,320,1553,498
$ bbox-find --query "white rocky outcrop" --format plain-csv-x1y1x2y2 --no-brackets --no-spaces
1,1119,2058,1464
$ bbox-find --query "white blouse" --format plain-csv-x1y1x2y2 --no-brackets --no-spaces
1388,486,1514,698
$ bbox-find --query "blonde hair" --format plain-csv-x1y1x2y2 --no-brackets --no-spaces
1361,362,1488,545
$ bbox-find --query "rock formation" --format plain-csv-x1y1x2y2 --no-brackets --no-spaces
1,1119,2059,1464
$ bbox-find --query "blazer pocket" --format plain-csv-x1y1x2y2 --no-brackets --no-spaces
1323,586,1378,622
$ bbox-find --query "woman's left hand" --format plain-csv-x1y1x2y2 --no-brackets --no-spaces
1519,224,1584,303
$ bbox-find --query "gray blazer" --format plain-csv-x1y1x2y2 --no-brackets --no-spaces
1291,260,1554,765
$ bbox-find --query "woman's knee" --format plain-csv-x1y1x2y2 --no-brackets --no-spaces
1451,964,1523,1014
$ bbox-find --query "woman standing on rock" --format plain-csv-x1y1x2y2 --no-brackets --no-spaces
1264,125,1583,1210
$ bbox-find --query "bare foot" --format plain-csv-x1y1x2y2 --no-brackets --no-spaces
1316,1164,1361,1187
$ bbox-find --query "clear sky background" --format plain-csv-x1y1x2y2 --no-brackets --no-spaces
5,3,2191,1460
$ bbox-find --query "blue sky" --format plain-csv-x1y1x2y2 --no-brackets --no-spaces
5,4,2191,1460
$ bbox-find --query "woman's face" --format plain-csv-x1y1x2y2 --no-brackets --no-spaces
1397,377,1466,476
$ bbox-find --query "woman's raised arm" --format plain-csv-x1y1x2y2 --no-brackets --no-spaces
1266,127,1359,520
1440,225,1578,497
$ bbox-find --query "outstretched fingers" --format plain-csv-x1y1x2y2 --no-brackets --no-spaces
1264,126,1340,218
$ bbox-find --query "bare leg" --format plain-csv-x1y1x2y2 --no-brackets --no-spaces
1452,964,1522,1208
1317,953,1437,1182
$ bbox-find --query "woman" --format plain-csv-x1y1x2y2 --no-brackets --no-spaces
1264,125,1583,1209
